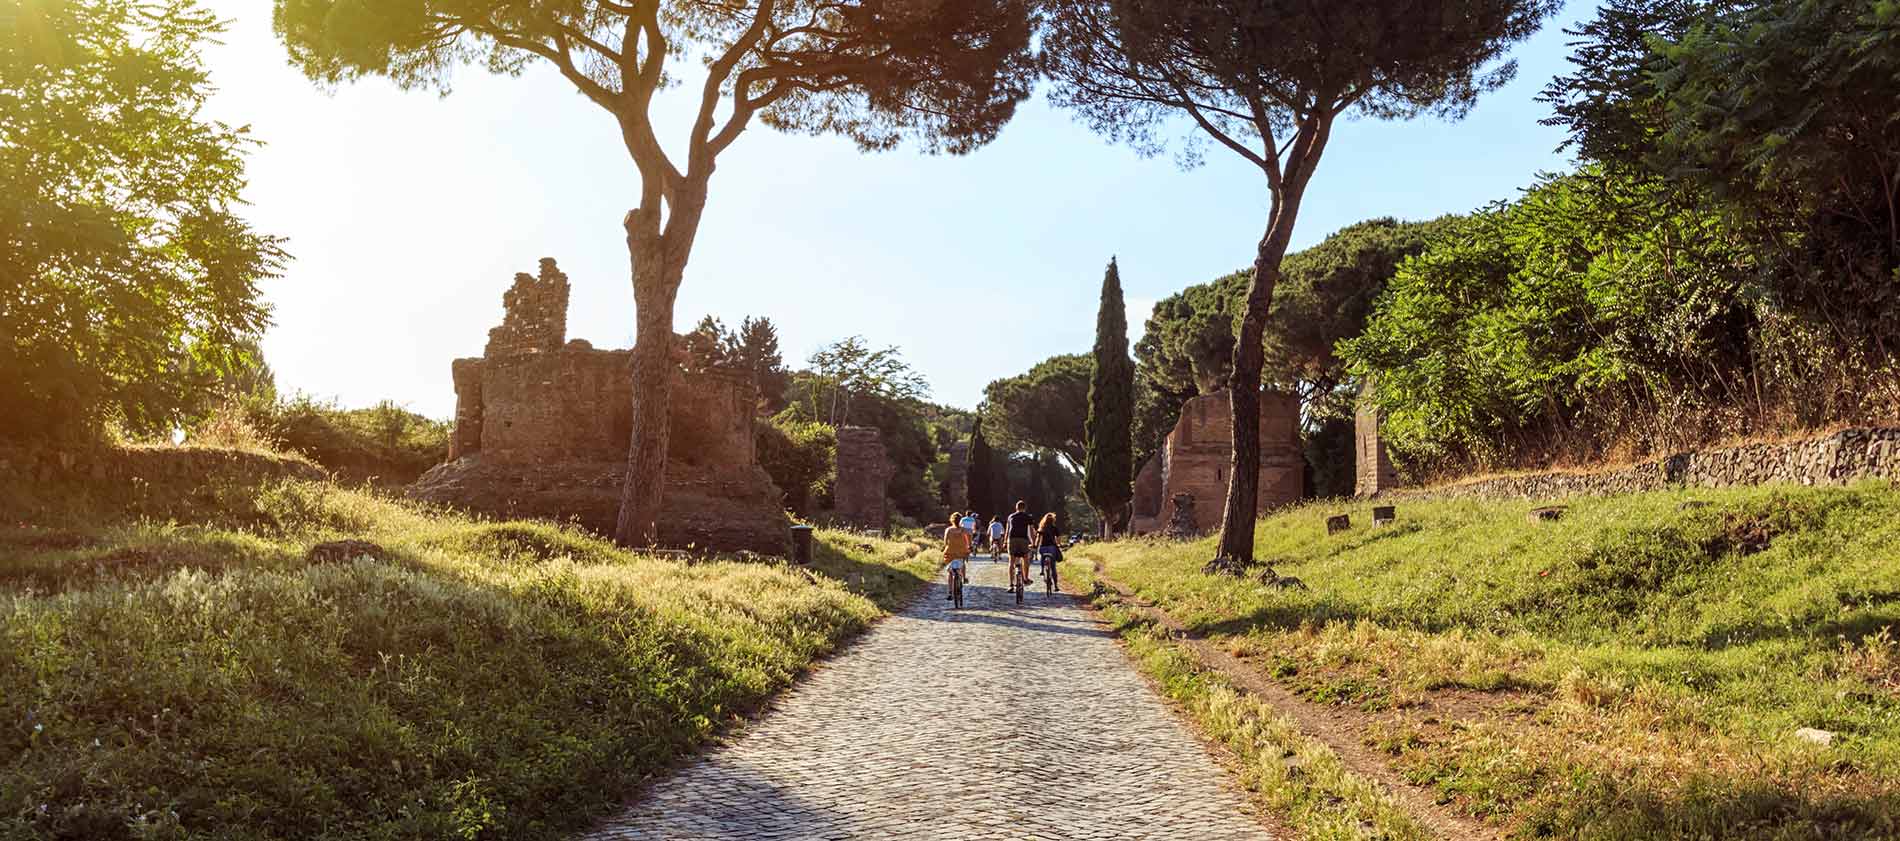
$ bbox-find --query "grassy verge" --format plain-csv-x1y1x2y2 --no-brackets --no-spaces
1,448,928,840
1074,483,1900,839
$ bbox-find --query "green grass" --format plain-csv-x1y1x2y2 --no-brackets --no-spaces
1066,560,1434,841
1075,482,1900,839
0,448,932,840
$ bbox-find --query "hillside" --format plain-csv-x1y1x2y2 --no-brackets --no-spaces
1074,483,1900,839
0,446,935,840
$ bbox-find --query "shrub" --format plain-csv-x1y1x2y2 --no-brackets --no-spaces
756,415,836,515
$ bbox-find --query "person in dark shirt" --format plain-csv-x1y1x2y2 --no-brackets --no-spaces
1005,500,1034,588
1034,512,1063,588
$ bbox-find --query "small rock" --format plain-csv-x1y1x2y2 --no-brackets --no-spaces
1326,514,1351,535
305,539,388,564
1794,727,1835,746
1529,505,1568,523
1678,500,1711,511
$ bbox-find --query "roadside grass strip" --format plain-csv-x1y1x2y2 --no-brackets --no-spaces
1,455,929,841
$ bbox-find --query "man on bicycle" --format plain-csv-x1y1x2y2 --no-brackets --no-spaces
943,512,972,604
986,515,1006,560
1005,501,1035,591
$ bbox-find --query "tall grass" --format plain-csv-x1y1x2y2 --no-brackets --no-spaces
0,454,928,840
1077,482,1900,839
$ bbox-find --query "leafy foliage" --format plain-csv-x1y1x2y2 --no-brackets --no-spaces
1,0,285,439
227,395,451,485
681,314,791,410
756,413,836,515
981,353,1091,467
1084,258,1134,532
797,335,929,428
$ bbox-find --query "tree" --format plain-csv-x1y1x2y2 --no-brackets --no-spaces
800,336,930,427
1041,0,1556,562
1084,257,1133,536
967,420,998,517
981,354,1091,467
3,0,285,440
275,0,1037,546
730,316,789,411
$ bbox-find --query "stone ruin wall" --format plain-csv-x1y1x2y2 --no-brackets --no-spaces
1354,381,1399,497
1397,427,1900,502
833,426,891,532
1130,390,1304,535
412,258,788,554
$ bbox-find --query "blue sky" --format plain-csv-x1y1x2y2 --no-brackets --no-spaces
201,1,1593,419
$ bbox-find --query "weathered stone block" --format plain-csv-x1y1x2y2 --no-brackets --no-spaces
1529,505,1568,523
834,426,890,532
1326,514,1351,535
1371,505,1396,526
1157,391,1303,534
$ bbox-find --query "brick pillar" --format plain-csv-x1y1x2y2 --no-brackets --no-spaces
834,426,890,531
449,358,485,460
945,440,969,510
1355,381,1399,497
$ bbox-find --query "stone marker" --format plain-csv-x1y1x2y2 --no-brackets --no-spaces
1529,505,1568,523
1794,727,1835,746
1164,492,1199,538
1372,505,1396,526
1326,514,1351,534
789,525,813,565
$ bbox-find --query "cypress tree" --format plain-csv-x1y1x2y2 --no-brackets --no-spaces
1085,257,1135,537
967,421,996,519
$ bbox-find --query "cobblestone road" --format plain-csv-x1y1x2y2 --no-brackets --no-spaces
582,556,1273,840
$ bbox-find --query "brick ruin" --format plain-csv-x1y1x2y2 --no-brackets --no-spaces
833,426,892,532
1354,380,1400,497
410,258,789,554
1129,390,1304,536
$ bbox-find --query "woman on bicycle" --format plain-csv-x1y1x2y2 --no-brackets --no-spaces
1034,512,1063,590
943,512,972,605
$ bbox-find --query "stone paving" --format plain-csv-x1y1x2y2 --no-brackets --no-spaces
582,555,1273,840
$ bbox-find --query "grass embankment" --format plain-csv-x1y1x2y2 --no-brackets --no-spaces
1,447,934,840
1075,483,1900,840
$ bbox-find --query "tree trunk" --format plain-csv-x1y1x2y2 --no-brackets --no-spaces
1216,183,1313,562
614,220,686,547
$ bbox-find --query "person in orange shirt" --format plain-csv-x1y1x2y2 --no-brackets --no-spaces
943,511,972,604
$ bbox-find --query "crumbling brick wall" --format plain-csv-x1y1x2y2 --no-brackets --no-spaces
413,258,787,554
1129,454,1163,534
1355,380,1399,497
834,426,890,531
1156,390,1303,534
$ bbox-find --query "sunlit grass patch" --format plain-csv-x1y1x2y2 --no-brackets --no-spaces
1075,482,1900,839
0,454,927,840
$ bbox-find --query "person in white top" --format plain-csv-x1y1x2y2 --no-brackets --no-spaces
986,516,1006,559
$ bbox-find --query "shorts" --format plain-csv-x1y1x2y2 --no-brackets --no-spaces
948,558,965,571
1008,538,1030,557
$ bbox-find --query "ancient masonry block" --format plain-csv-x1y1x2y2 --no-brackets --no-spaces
486,258,570,358
1129,454,1164,535
1154,390,1305,535
834,426,891,532
1354,380,1400,497
945,440,969,510
411,258,789,555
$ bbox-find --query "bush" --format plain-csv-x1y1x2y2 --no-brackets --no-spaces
213,395,449,485
756,415,836,515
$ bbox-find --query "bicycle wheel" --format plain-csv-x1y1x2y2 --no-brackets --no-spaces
952,572,963,609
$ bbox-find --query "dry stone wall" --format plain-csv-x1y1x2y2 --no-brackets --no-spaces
1397,427,1900,502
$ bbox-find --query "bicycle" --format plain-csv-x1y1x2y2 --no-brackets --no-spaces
948,564,965,609
1040,549,1059,595
1009,555,1026,604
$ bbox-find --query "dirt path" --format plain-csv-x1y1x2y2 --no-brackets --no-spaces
580,556,1279,840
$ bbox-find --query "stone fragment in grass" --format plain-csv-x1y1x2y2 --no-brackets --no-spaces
1202,555,1253,577
1528,505,1568,523
1326,514,1351,534
1372,505,1396,526
1795,727,1835,746
1678,500,1711,511
305,539,388,564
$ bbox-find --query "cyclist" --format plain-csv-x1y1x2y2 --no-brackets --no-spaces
1034,512,1064,592
943,512,971,604
986,515,1007,560
969,512,987,555
1005,501,1035,593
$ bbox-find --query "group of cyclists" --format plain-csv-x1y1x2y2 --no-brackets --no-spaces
941,500,1064,607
